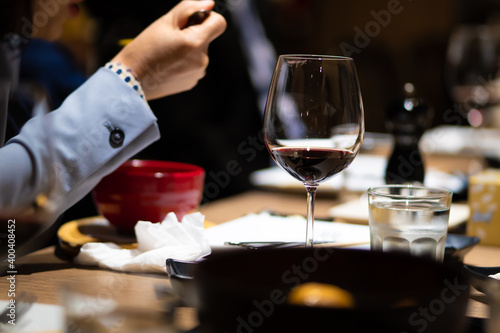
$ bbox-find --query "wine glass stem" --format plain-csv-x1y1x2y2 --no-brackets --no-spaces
305,184,318,248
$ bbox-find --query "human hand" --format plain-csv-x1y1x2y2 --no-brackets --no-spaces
112,0,227,100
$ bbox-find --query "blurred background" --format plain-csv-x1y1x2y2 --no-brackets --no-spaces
19,0,500,218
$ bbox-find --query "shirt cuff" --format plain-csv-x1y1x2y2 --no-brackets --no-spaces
104,62,145,100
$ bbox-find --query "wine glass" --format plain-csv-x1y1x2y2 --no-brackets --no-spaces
263,55,365,248
445,24,500,127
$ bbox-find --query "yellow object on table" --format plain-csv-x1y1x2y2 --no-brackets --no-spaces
468,169,500,246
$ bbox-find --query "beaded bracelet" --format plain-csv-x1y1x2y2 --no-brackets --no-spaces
105,62,145,100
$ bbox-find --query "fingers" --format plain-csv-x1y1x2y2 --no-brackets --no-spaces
173,1,227,42
173,1,216,28
114,1,226,100
195,10,227,43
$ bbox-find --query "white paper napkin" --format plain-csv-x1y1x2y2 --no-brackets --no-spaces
75,212,211,273
0,300,64,332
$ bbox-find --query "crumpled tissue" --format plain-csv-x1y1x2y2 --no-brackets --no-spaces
75,212,211,273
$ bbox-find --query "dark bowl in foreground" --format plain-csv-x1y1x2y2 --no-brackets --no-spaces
195,248,469,333
463,264,500,294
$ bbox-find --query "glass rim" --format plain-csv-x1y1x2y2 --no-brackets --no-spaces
278,54,354,61
367,185,452,199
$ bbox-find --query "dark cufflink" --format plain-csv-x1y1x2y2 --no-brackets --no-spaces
104,121,125,148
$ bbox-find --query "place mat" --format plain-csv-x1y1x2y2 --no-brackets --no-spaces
57,216,137,257
328,197,470,229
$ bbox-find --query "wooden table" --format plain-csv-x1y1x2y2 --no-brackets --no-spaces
1,189,498,330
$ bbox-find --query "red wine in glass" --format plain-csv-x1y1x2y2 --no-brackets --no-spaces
270,147,355,185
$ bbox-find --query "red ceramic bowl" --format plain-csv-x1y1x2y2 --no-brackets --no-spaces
92,160,205,233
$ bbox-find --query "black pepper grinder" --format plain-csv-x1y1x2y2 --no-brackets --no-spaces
384,83,433,185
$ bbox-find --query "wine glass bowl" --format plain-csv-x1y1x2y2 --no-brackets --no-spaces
263,55,364,247
445,24,500,127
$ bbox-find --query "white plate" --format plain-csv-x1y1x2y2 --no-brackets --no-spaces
205,212,371,247
250,154,388,194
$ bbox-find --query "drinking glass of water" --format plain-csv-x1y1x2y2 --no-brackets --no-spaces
368,185,452,261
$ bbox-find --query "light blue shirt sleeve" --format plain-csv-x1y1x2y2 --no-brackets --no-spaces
0,67,160,219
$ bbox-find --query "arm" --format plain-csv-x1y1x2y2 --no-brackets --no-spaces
0,68,159,217
0,0,226,220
